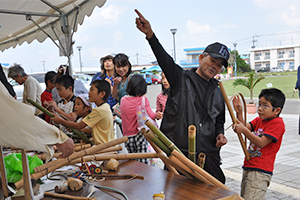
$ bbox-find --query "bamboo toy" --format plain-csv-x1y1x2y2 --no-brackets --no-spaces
27,98,91,144
188,125,196,163
218,82,250,161
145,120,183,154
15,136,129,189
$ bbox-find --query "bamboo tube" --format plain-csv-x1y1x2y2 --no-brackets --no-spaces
169,155,213,185
218,82,250,161
15,137,128,189
21,149,34,199
142,129,171,155
27,98,91,144
198,153,206,169
188,125,196,163
145,120,183,154
44,191,96,200
171,149,231,191
142,129,178,175
162,154,193,179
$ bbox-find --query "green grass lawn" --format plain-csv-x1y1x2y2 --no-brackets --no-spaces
221,72,298,100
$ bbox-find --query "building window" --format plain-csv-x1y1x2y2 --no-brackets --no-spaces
264,52,270,59
288,50,295,58
254,53,261,60
289,61,294,70
266,63,270,68
254,64,261,71
278,50,285,59
278,62,285,69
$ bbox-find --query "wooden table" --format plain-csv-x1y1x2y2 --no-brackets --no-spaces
41,160,239,200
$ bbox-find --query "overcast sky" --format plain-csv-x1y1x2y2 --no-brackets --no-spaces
2,0,300,73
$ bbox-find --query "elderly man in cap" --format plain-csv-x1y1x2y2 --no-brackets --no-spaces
135,9,229,183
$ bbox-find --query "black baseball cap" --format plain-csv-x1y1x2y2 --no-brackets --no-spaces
203,42,229,68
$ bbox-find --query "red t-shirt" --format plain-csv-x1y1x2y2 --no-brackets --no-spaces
243,117,285,175
41,90,53,123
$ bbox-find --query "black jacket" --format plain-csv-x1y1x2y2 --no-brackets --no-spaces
147,34,225,157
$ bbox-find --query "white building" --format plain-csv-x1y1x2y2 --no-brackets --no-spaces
250,44,300,71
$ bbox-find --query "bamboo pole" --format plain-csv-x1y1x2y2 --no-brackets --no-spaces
198,153,206,169
142,129,171,156
27,98,91,144
218,82,250,161
169,155,213,185
171,149,231,191
44,191,96,200
70,152,158,165
15,137,128,189
188,125,196,162
142,129,178,175
145,120,183,154
21,149,34,199
0,146,9,197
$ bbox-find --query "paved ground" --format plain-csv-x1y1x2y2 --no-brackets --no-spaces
222,111,300,199
147,85,300,199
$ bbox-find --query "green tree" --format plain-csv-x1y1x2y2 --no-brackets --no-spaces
228,50,251,73
232,71,265,104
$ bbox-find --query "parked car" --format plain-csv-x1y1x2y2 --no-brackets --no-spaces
151,75,161,84
9,72,46,102
73,74,93,90
257,67,270,72
270,67,283,72
142,73,152,85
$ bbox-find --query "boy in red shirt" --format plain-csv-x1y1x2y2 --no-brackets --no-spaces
233,88,286,200
41,71,56,123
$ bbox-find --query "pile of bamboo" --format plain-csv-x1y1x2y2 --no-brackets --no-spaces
143,120,231,191
14,136,158,189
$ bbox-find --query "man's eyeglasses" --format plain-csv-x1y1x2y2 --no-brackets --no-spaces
257,103,276,110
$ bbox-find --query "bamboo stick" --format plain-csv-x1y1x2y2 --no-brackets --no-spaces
15,137,128,189
27,98,91,144
70,152,158,165
169,155,213,185
21,149,34,199
188,125,196,163
0,146,9,197
85,173,144,180
145,120,183,154
142,129,178,175
198,152,206,169
44,191,96,200
171,149,231,191
218,82,250,161
142,129,171,156
36,144,121,161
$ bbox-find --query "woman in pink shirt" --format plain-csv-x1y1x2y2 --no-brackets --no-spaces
156,73,170,119
121,74,159,164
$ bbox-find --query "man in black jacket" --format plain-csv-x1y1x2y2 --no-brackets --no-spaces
0,64,16,98
135,10,229,183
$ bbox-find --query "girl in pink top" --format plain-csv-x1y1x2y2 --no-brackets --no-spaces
121,74,158,164
156,73,170,119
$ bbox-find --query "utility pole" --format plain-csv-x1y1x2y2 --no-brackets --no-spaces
170,28,177,62
136,53,139,65
251,35,258,48
42,61,45,72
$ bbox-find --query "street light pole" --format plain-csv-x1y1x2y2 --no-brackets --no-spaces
233,43,237,77
170,28,177,62
77,46,82,74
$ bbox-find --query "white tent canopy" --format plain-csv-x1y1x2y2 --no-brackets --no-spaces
0,0,106,75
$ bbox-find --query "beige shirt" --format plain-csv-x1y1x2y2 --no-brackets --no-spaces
0,82,68,162
83,103,115,145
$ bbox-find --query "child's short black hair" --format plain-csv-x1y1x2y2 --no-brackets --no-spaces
126,74,147,97
259,88,285,115
45,71,56,86
91,79,111,102
54,75,74,91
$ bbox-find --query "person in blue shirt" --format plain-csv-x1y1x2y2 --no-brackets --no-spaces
91,55,117,111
